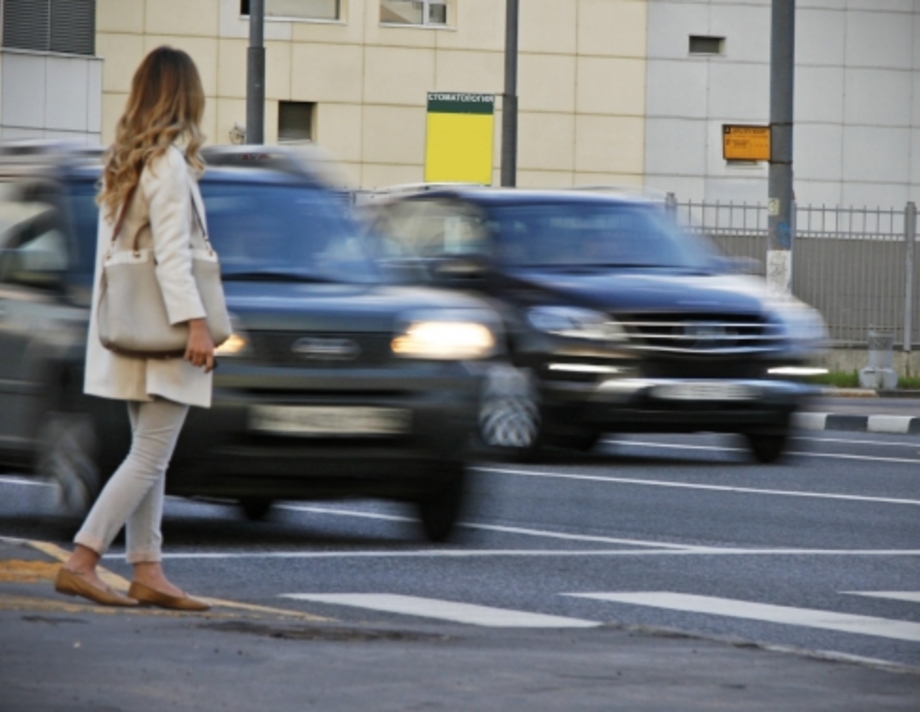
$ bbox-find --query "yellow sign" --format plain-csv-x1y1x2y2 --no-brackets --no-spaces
425,93,495,185
722,125,771,161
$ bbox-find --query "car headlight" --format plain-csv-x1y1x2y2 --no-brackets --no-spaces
770,301,829,348
214,314,251,357
392,309,500,360
527,306,626,342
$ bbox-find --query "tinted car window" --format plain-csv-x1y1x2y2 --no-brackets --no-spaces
0,180,72,282
202,183,379,284
487,203,718,271
66,181,101,277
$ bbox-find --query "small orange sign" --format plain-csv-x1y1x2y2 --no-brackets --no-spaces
722,125,771,161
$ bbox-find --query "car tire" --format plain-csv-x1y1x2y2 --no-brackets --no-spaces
415,461,467,542
240,498,274,521
478,365,543,459
552,430,603,453
745,428,789,464
37,412,102,518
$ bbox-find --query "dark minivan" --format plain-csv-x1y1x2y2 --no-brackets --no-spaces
362,187,826,463
0,144,502,540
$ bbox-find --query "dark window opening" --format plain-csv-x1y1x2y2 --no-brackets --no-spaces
689,35,724,55
278,101,315,143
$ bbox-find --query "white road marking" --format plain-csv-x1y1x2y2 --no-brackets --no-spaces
478,466,920,506
279,593,599,628
844,592,920,604
134,548,920,561
617,439,920,465
564,592,920,643
279,504,696,550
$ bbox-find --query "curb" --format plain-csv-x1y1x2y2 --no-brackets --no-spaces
794,412,920,435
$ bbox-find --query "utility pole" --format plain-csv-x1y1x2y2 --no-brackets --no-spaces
246,0,265,144
767,0,795,294
500,0,519,187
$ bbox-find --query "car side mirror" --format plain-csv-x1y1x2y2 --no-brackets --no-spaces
719,255,763,275
0,245,67,288
429,254,489,285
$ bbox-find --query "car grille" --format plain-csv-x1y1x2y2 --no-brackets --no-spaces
248,331,393,367
617,313,785,355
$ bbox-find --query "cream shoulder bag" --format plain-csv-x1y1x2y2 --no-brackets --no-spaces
97,184,232,358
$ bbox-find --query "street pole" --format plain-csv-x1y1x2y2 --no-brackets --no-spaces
500,0,519,187
246,0,265,145
767,0,795,294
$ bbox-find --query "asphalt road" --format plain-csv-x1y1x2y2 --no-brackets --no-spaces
1,419,919,709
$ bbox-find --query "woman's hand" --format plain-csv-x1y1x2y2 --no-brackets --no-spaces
184,318,215,373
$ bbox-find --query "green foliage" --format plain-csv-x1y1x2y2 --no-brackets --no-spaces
804,370,859,387
804,370,920,390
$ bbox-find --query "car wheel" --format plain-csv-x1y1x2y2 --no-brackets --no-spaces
37,413,102,518
415,462,467,542
240,498,274,521
478,365,543,457
745,428,789,464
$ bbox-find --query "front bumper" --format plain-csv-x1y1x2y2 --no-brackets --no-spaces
167,362,485,500
542,376,814,434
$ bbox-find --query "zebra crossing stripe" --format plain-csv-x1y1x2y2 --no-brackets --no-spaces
843,591,920,604
563,592,920,643
279,593,599,628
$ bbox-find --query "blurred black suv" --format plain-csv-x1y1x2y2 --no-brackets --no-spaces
0,144,502,540
361,187,826,463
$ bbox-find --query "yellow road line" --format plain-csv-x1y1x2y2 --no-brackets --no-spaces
2,538,330,622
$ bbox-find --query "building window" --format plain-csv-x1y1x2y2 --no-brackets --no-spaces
380,0,447,27
241,0,341,21
2,0,96,56
278,101,315,143
689,36,725,55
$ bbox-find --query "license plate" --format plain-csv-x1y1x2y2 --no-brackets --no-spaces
652,382,755,401
249,406,411,436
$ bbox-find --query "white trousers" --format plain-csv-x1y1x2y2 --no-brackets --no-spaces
74,398,189,564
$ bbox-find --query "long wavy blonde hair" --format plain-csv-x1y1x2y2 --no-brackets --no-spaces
99,46,206,221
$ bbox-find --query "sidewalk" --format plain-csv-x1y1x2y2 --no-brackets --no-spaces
1,537,918,711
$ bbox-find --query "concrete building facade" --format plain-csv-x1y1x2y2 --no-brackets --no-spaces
0,0,102,144
644,0,920,207
95,0,649,189
3,0,914,205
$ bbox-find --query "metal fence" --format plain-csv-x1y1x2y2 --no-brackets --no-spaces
667,196,919,349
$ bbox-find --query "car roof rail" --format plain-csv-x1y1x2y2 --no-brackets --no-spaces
355,181,489,205
0,139,103,168
566,184,670,202
201,143,349,188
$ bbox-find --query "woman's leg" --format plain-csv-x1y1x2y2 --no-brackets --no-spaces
63,399,188,591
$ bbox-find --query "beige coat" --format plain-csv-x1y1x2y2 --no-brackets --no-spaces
84,145,215,408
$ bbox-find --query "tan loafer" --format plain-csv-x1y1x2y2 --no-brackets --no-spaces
127,581,211,612
54,567,139,607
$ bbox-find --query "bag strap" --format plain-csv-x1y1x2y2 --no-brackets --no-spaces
108,177,211,257
189,188,214,255
107,183,141,257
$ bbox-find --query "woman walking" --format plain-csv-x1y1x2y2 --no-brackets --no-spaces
54,46,219,610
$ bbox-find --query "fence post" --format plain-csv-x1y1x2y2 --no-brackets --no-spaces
665,192,677,218
904,202,917,354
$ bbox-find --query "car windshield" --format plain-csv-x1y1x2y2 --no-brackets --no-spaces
487,202,720,271
201,183,379,284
